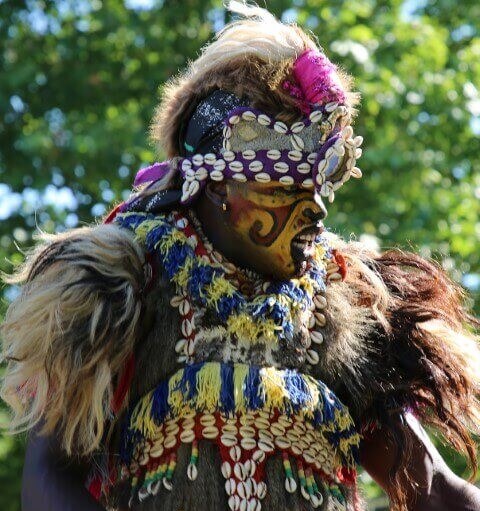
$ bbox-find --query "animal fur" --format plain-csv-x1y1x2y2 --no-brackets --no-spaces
1,224,147,456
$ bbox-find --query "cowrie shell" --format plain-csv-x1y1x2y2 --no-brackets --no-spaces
291,121,305,133
222,461,232,478
326,101,338,112
288,150,302,161
233,173,247,182
229,114,240,125
180,429,195,443
266,149,280,160
303,448,317,464
229,161,244,172
179,298,190,315
225,478,236,495
273,161,289,173
213,159,226,171
354,135,363,147
166,422,180,436
234,463,246,481
163,477,174,491
244,460,256,478
239,499,247,511
192,154,204,166
258,439,274,452
223,150,235,162
275,436,291,449
307,152,318,164
311,330,324,345
240,414,255,426
182,418,195,430
314,312,327,326
240,425,256,438
222,424,238,434
148,479,161,496
138,486,149,501
203,153,216,165
291,134,305,151
256,481,267,499
311,493,323,508
273,121,288,134
240,437,257,450
181,159,192,171
242,149,256,160
202,426,219,439
258,430,273,442
254,172,270,183
221,433,238,447
195,167,208,180
279,175,294,185
314,295,327,309
187,179,200,197
175,338,186,353
139,453,149,466
355,148,363,159
249,160,263,172
242,111,257,121
230,445,242,461
329,272,342,281
297,162,311,174
301,484,310,500
254,417,270,430
210,170,224,181
277,415,292,427
229,495,240,511
257,114,271,126
181,319,193,337
309,110,323,123
150,444,164,458
302,178,314,188
285,477,297,493
270,423,285,436
164,435,177,449
351,166,362,178
200,413,216,426
252,449,265,463
187,463,198,481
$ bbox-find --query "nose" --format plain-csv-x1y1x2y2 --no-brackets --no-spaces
304,194,327,222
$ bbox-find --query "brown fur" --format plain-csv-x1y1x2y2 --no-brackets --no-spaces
151,55,358,158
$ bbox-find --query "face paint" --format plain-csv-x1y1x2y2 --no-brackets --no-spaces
225,182,326,278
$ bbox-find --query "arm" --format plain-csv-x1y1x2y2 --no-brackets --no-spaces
360,412,480,511
22,431,105,511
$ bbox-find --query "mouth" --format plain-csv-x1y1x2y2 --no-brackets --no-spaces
290,224,324,273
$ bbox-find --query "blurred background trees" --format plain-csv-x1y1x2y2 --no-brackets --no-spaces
0,0,479,508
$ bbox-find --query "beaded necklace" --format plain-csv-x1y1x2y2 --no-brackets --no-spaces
113,210,359,511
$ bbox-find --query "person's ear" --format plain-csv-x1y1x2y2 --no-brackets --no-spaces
205,181,228,210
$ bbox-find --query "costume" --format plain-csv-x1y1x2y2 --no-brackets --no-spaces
2,5,479,511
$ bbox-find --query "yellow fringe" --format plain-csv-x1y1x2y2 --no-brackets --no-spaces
205,276,237,305
233,364,250,412
262,367,288,411
172,257,194,288
168,370,184,415
195,363,222,412
158,229,188,252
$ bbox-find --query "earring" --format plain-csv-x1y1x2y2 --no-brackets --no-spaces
222,202,228,212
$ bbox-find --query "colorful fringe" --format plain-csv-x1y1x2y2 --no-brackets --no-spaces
121,361,360,469
114,211,332,343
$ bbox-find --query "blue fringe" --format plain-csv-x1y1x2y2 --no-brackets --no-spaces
178,363,202,400
220,364,235,413
151,379,170,424
245,365,264,409
283,369,312,413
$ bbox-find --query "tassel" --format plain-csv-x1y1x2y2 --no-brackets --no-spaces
187,440,199,481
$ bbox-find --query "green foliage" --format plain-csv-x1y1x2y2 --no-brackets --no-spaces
0,0,479,508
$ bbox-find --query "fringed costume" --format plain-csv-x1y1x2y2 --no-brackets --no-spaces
2,4,479,511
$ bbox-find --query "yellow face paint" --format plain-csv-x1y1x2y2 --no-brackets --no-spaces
225,182,326,278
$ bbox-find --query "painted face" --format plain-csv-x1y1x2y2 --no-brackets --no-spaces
225,181,327,278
